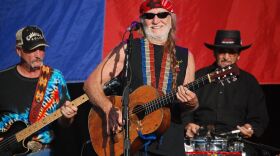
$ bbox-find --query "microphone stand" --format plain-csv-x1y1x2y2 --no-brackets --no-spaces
122,29,134,156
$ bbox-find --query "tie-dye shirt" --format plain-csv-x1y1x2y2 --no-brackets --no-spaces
0,65,70,144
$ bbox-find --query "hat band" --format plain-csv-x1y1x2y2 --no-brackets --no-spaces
140,0,174,14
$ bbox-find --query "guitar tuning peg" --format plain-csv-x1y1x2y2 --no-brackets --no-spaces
219,80,224,86
232,76,238,82
226,78,231,83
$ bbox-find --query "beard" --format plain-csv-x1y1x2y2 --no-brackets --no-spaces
30,58,44,70
143,24,171,44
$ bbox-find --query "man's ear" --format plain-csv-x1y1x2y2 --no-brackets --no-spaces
16,47,22,57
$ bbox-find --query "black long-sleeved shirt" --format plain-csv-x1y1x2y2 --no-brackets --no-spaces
188,63,269,137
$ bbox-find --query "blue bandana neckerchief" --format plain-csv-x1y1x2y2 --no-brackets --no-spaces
137,130,157,156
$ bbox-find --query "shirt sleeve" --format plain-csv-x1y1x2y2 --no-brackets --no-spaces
246,76,269,137
56,70,71,107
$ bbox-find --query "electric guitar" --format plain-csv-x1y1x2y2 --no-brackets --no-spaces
88,64,240,156
0,77,122,155
0,94,89,155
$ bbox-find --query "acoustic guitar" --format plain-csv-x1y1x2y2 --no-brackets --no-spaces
0,77,121,155
88,64,240,156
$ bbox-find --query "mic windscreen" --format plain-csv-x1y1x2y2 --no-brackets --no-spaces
127,21,141,31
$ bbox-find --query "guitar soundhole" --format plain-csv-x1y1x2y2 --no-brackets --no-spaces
132,105,145,120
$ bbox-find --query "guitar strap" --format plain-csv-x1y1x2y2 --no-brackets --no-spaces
29,65,53,124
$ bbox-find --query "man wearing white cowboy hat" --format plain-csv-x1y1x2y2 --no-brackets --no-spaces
185,30,269,155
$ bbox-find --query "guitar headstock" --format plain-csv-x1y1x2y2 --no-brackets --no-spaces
209,63,240,84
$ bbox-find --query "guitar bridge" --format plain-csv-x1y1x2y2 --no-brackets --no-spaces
27,141,43,152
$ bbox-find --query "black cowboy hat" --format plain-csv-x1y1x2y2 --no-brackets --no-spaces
204,30,251,52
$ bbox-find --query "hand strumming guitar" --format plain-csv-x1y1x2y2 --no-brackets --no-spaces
176,85,199,110
106,106,123,135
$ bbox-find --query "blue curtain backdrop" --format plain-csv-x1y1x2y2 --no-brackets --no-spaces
0,0,105,82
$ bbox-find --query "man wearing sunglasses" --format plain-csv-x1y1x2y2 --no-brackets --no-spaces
85,0,198,155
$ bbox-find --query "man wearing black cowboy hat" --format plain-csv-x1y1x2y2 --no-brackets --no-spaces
185,30,269,155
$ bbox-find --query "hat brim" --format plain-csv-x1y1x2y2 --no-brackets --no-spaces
204,43,251,52
23,43,49,52
29,43,49,50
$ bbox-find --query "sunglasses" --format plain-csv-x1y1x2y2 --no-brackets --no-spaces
142,12,170,19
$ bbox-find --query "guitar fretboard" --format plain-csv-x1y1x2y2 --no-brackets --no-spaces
15,94,89,141
143,74,210,115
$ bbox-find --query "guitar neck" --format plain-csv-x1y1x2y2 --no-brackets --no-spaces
15,94,89,142
144,74,210,115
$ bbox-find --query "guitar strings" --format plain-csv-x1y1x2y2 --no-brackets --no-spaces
128,75,209,116
129,75,207,115
0,134,17,150
0,107,71,151
130,69,235,116
0,96,89,151
0,118,52,150
130,67,236,115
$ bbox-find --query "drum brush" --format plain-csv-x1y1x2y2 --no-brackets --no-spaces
220,129,241,136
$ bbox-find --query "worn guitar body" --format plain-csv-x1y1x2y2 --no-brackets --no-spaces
88,85,171,156
0,121,29,155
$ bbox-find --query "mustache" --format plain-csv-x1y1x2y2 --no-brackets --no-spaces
221,59,232,63
31,58,43,64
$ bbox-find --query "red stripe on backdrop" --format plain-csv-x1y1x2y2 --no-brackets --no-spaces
104,0,280,84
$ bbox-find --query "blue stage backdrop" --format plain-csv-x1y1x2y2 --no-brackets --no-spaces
0,0,105,82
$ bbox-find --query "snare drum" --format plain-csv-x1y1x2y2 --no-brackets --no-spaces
185,137,245,155
209,138,227,151
186,137,228,152
189,137,208,151
228,141,244,152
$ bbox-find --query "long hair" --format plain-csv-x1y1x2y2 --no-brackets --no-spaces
165,13,178,89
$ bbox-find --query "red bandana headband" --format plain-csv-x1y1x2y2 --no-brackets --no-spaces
140,0,174,14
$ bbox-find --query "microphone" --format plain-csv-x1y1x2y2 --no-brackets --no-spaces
127,21,141,31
